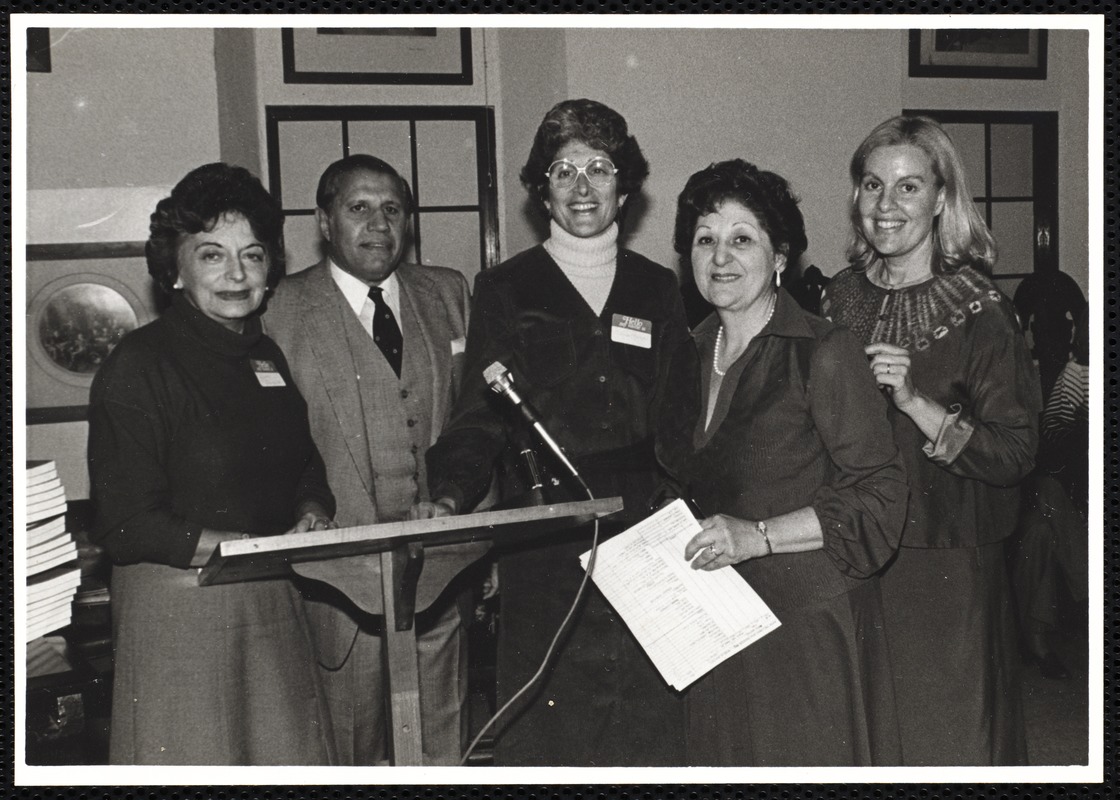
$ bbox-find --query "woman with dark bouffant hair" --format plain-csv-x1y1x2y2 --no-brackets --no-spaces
823,115,1039,765
426,99,688,766
654,158,907,765
88,162,336,765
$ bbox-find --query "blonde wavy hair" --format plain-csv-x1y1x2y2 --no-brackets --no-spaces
846,115,997,275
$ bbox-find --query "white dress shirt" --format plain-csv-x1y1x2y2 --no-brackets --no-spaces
329,259,401,338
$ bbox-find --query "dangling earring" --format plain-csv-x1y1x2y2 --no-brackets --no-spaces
775,269,782,289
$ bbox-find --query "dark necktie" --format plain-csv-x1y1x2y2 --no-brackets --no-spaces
368,285,403,378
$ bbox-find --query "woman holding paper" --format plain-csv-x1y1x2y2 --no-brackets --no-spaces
655,158,908,766
87,163,336,765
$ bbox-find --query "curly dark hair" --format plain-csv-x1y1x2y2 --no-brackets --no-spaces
673,158,807,269
146,163,286,294
519,99,649,207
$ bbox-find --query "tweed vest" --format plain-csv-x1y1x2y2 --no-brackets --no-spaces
340,290,436,522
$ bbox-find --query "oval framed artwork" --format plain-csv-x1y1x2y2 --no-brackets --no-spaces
27,272,154,390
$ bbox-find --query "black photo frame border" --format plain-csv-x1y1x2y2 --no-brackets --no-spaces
27,28,51,73
281,28,473,86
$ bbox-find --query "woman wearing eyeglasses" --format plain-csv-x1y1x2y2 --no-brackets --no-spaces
426,99,689,765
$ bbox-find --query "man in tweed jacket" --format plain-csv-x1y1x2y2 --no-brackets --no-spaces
264,154,471,765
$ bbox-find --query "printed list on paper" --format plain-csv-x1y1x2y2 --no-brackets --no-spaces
579,499,781,691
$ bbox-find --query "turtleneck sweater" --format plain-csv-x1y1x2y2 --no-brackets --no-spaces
543,220,618,316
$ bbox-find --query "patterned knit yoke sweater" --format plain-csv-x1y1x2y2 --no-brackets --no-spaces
822,264,1040,549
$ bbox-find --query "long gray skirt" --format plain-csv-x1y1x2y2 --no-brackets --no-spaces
685,578,901,766
109,562,334,765
880,541,1027,765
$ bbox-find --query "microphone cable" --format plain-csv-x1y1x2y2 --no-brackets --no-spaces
459,470,599,766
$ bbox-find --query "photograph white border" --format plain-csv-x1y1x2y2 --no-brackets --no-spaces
10,10,1105,788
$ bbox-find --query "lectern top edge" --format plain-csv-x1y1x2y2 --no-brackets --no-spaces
214,496,624,560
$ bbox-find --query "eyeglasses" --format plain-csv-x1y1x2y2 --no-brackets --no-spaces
544,158,619,189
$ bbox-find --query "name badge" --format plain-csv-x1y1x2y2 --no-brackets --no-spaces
610,314,652,349
251,359,286,387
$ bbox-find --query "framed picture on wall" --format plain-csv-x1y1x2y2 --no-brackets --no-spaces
26,243,160,425
908,29,1048,80
27,28,51,73
281,27,473,85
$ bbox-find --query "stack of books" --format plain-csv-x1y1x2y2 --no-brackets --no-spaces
68,574,113,671
26,634,74,679
26,461,80,642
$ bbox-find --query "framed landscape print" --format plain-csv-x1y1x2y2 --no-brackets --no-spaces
909,29,1048,80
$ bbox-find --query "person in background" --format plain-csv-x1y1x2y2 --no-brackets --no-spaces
1013,263,1086,399
823,115,1039,765
1013,304,1090,680
264,154,473,765
426,99,689,766
1040,304,1090,514
656,158,907,766
88,163,335,765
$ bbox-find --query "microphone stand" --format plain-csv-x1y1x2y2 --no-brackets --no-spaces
517,440,547,508
459,380,597,765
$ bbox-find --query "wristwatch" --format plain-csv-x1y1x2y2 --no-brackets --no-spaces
756,519,773,555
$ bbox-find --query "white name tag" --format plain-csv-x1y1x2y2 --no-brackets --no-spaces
251,359,286,387
610,314,652,349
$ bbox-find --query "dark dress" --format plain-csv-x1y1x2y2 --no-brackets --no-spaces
823,265,1039,765
427,244,690,766
654,290,908,766
88,295,336,765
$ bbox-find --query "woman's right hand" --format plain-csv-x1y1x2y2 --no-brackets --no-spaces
865,342,917,408
684,514,769,570
865,341,952,445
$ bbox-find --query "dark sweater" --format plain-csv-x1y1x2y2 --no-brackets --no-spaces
427,244,690,515
88,295,334,568
655,290,908,612
823,266,1039,549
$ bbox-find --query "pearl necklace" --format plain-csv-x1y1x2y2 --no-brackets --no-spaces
713,292,777,377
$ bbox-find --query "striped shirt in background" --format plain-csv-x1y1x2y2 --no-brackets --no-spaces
1042,359,1089,443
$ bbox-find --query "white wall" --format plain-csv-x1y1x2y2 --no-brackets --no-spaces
27,28,221,191
561,27,1090,298
495,29,570,259
564,29,903,278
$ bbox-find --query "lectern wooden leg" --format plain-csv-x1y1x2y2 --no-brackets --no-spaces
379,545,425,765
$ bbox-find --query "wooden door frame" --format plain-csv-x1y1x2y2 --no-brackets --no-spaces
904,109,1059,279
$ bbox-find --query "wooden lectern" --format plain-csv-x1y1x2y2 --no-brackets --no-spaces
198,497,623,765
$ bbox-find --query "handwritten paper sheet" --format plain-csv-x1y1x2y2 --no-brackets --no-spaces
579,499,781,690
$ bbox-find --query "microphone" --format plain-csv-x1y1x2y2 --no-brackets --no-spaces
484,361,581,480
